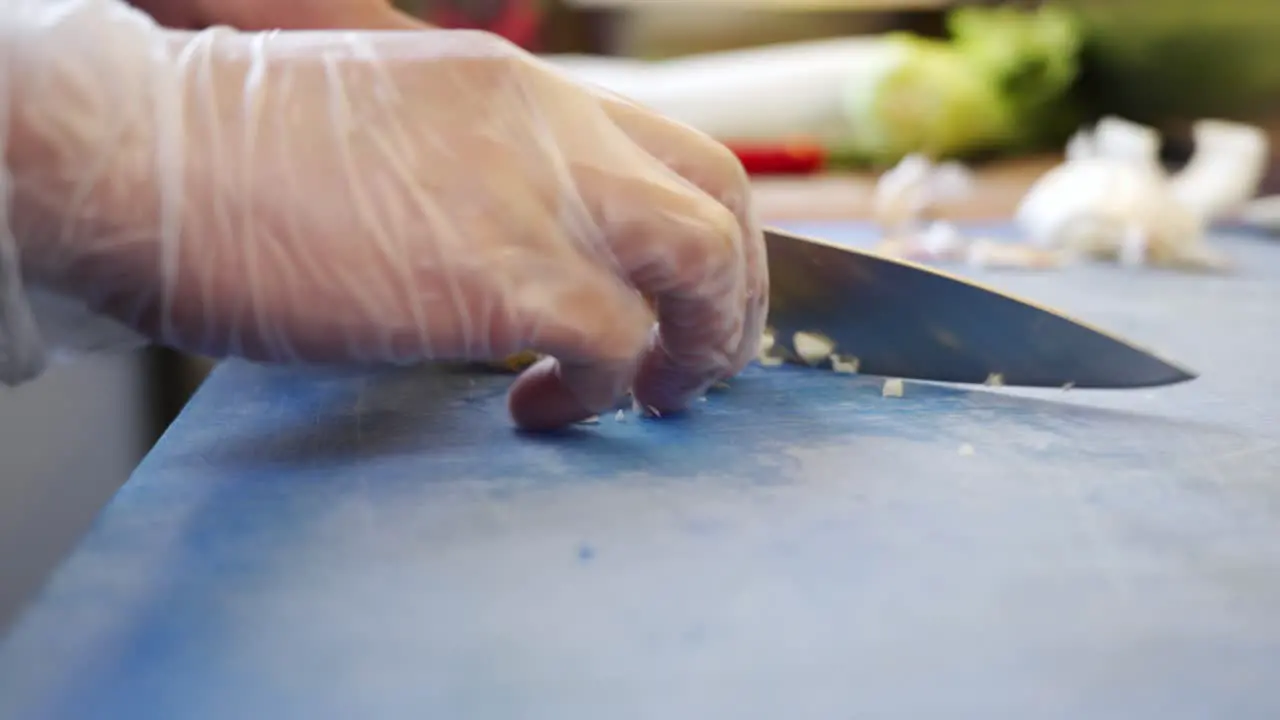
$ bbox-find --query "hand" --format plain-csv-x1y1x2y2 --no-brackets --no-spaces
127,0,429,30
7,3,768,431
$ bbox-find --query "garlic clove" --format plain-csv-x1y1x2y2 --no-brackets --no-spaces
1169,119,1270,222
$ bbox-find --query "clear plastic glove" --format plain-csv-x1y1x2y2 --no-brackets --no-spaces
2,1,768,431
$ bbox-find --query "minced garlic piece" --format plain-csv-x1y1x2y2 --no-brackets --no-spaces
492,350,541,372
759,329,776,354
882,378,905,397
793,331,836,366
830,354,860,374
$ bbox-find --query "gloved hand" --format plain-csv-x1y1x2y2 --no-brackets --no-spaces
2,1,768,431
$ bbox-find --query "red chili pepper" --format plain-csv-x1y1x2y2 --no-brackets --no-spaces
425,0,544,50
724,141,827,176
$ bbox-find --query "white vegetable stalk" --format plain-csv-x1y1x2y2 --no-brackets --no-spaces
546,37,910,145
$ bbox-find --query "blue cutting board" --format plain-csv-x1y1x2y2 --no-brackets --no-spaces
2,223,1279,720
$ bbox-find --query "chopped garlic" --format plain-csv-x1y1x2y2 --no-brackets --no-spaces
958,443,976,456
578,415,600,425
920,221,968,256
632,399,661,418
872,154,974,233
965,239,1067,271
793,331,836,366
1117,226,1148,268
1062,382,1075,391
614,409,626,422
874,231,968,264
984,372,1005,387
759,329,776,354
881,378,904,397
830,354,860,374
758,355,784,367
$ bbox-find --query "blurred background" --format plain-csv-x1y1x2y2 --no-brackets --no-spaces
2,0,1278,631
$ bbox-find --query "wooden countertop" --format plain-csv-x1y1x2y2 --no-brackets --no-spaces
752,155,1059,223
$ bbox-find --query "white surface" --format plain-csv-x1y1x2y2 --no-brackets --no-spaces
0,353,149,632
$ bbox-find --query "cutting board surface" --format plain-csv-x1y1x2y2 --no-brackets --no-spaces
2,223,1279,720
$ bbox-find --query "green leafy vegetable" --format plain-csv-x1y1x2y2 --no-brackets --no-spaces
836,3,1086,166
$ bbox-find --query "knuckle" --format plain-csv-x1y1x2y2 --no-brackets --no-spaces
645,117,750,208
677,201,742,282
708,140,751,189
461,29,526,59
694,139,752,204
453,32,538,87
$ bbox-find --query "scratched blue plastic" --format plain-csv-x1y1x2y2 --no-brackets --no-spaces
1,223,1279,720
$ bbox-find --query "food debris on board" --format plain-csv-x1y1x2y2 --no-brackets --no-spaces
882,378,905,397
630,399,662,419
830,354,861,374
958,443,976,456
965,239,1068,270
873,154,975,235
872,155,981,264
870,157,1068,271
755,328,787,367
876,221,970,264
871,117,1270,275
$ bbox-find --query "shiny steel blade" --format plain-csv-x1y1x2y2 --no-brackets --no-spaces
763,227,1197,388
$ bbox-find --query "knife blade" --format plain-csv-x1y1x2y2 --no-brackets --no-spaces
763,227,1197,388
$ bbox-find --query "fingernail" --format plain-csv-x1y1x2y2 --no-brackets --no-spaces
507,357,597,432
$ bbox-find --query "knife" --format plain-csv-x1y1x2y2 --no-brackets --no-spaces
763,227,1196,388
